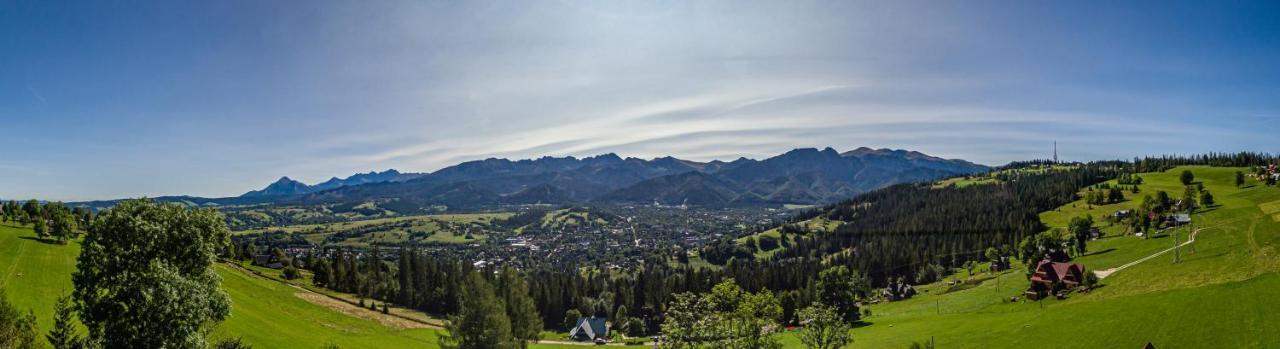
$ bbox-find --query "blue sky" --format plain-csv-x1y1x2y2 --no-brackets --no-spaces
2,0,1278,201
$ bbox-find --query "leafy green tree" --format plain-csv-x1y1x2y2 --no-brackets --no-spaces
1155,191,1172,213
0,289,39,349
21,200,41,222
1180,186,1198,212
73,199,231,349
815,266,862,323
797,303,852,349
661,279,782,349
1068,215,1094,255
32,218,49,239
563,309,582,331
1180,170,1195,185
496,267,542,348
1107,186,1124,203
443,272,513,349
1237,171,1246,187
46,203,79,244
47,293,82,349
1200,190,1215,207
72,206,93,230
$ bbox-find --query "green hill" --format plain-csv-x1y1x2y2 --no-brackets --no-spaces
828,166,1280,348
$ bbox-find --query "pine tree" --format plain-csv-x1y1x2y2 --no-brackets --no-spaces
47,293,80,349
443,272,513,349
497,267,542,348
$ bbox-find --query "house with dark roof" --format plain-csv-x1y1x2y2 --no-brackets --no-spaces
569,317,608,341
253,254,285,269
881,280,917,301
1025,259,1086,300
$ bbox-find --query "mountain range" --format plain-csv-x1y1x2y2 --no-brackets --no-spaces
233,147,988,211
241,170,425,198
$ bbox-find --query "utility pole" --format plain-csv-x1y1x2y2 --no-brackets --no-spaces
1182,214,1192,253
1173,216,1181,264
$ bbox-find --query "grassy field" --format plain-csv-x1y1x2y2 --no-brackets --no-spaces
235,212,509,247
735,216,842,259
234,212,510,235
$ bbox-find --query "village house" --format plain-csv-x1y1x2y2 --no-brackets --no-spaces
1168,214,1192,227
1025,257,1086,300
568,316,609,342
881,279,917,301
252,254,285,269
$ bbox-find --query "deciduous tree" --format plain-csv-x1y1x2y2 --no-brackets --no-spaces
797,303,852,349
815,266,863,324
0,289,39,349
73,199,231,349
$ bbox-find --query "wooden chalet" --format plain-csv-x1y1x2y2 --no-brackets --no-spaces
1025,258,1085,300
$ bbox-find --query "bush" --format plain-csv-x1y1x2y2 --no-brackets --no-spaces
0,289,39,349
214,337,253,349
757,235,780,251
282,266,301,280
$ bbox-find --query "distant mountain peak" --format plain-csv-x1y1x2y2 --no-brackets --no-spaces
241,169,426,198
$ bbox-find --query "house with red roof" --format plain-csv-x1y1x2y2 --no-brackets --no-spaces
1025,259,1086,300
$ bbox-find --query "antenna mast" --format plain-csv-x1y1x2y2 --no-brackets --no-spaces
1053,141,1058,164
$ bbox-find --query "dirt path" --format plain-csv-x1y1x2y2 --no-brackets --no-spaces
1095,227,1203,279
223,262,441,329
536,339,652,347
293,291,433,330
1095,224,1203,279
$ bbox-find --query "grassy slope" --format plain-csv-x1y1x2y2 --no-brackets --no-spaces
830,166,1280,348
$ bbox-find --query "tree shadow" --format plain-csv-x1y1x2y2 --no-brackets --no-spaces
850,320,874,329
18,236,64,245
1084,248,1116,257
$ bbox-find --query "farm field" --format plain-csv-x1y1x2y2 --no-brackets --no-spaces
234,212,510,247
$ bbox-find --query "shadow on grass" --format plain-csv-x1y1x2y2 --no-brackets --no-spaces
850,320,874,329
18,236,65,245
1084,248,1116,257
